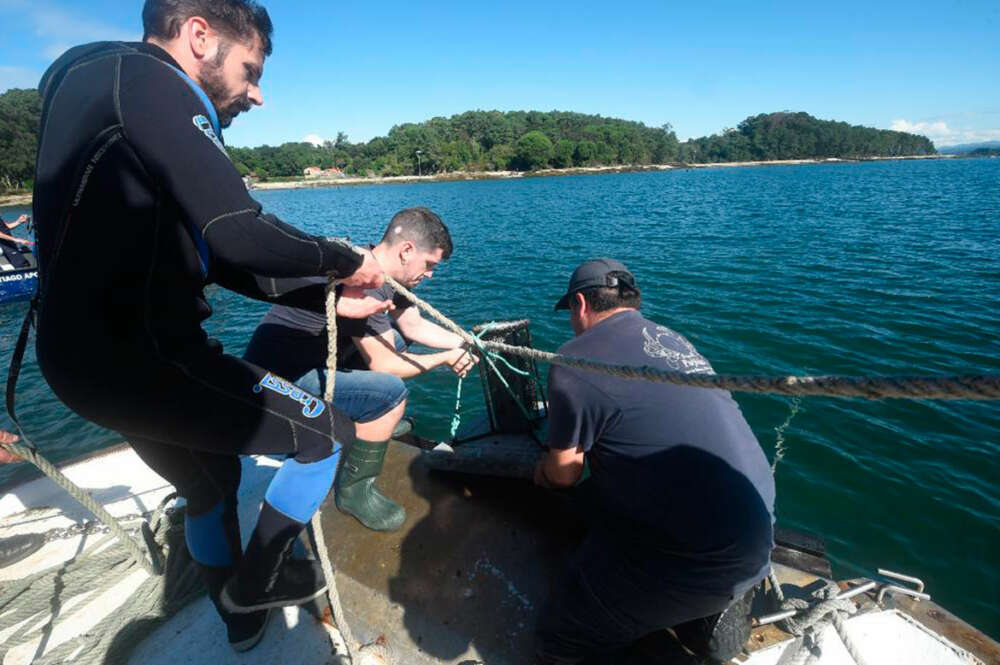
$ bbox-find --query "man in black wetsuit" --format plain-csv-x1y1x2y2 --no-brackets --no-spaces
533,259,775,664
32,0,385,652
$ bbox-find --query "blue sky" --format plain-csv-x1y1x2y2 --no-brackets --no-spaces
1,0,998,148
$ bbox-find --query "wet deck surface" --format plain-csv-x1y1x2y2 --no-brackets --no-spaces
319,440,587,663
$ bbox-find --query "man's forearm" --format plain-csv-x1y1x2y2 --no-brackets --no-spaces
399,317,464,349
370,349,455,379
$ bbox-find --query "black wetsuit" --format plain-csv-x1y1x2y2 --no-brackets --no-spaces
32,41,356,515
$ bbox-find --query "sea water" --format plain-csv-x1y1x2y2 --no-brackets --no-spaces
2,158,998,636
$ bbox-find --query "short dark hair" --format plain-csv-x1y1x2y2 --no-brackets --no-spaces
382,207,453,260
142,0,274,56
575,271,641,312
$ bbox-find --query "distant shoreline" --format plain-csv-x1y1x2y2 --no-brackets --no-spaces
248,154,953,192
0,193,32,207
0,154,955,206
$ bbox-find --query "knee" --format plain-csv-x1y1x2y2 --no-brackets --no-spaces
182,460,241,517
383,375,407,407
295,434,339,464
295,369,324,397
294,412,355,464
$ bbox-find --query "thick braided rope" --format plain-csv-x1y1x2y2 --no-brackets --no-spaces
778,584,870,665
313,278,357,663
831,612,870,665
383,276,1000,401
0,440,161,575
325,280,339,403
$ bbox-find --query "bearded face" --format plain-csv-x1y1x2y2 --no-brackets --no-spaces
196,41,260,129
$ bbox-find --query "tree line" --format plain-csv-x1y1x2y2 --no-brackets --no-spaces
0,88,41,192
0,87,937,191
228,110,683,179
683,112,937,163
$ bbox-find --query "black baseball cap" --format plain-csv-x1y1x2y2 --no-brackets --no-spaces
554,258,636,310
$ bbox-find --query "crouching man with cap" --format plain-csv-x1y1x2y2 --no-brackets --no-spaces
534,259,776,665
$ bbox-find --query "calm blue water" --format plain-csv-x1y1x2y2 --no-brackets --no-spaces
2,159,998,636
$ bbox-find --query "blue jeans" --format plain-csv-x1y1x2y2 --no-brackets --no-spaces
296,368,408,424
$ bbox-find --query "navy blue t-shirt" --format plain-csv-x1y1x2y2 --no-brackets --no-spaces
258,278,412,370
548,309,775,593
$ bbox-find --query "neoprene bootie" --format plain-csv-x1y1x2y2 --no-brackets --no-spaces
199,564,272,652
184,498,270,652
334,439,406,531
220,501,328,614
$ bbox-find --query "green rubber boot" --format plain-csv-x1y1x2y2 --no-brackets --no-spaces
335,439,406,531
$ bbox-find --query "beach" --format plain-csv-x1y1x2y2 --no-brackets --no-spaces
0,193,32,207
0,154,954,206
249,155,953,192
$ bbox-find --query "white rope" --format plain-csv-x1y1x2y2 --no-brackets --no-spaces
315,279,356,663
318,279,398,665
325,280,339,403
777,583,871,665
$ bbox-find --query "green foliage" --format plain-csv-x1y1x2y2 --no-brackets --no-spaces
680,111,936,163
0,101,938,186
551,139,576,168
574,140,597,165
514,131,554,170
0,88,41,193
487,143,515,171
230,111,684,178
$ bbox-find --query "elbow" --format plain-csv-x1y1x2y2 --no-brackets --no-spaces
549,475,578,489
366,358,388,373
547,464,584,488
366,357,398,376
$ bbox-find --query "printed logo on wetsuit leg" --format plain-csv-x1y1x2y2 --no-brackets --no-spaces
252,372,326,418
192,115,228,155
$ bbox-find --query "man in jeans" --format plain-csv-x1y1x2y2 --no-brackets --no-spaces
244,207,478,532
533,258,775,664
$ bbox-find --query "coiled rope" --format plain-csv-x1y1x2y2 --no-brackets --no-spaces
775,582,871,665
0,495,198,665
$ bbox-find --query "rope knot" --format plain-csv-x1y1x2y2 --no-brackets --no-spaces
778,582,857,636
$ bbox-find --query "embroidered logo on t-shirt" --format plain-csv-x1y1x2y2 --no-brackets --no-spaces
641,326,714,375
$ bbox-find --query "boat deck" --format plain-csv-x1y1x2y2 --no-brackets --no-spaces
319,438,586,663
2,439,997,664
